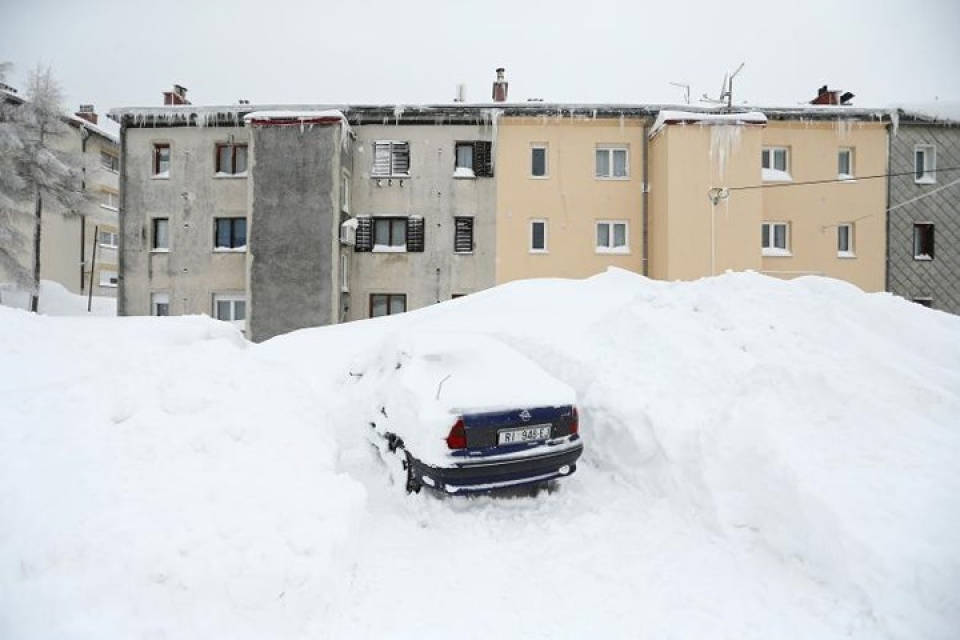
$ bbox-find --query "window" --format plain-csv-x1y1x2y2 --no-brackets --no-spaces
596,146,629,179
913,297,933,308
354,216,424,253
341,171,351,213
454,217,474,253
531,144,548,177
838,148,854,179
915,145,936,184
213,294,246,329
153,144,170,177
761,222,790,256
101,191,118,210
596,221,628,253
152,293,170,317
454,141,493,178
761,147,791,181
98,270,118,288
370,293,406,318
913,223,935,260
152,218,169,250
837,223,855,257
98,230,118,248
214,217,247,250
530,219,548,252
215,143,248,175
100,151,119,172
372,141,410,177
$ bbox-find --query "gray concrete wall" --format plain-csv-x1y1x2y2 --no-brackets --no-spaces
347,124,497,320
248,123,342,341
887,123,960,314
119,125,249,320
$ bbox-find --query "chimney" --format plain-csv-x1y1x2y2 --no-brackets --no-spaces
75,104,98,125
163,84,190,105
809,85,852,106
492,68,508,103
454,83,466,103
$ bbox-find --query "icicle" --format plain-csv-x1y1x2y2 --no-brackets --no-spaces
889,109,900,137
709,124,743,181
393,105,404,125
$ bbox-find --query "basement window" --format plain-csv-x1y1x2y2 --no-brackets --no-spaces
370,293,406,317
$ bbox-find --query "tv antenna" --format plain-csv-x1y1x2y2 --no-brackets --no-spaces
701,63,745,110
669,82,691,105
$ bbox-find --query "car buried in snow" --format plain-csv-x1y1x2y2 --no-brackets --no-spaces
350,332,583,495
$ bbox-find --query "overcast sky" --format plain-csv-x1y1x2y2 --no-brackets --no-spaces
2,0,959,116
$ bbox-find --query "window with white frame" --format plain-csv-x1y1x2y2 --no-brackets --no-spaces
372,141,410,177
913,223,935,260
761,222,790,256
915,145,936,184
837,223,855,257
596,146,629,179
152,218,169,250
838,148,854,179
596,220,628,253
213,294,246,329
98,230,118,248
761,147,791,181
100,191,119,210
530,219,548,252
370,293,406,317
98,270,118,288
531,144,548,178
152,293,170,316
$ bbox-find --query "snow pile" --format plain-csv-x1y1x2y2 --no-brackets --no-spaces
2,270,959,639
0,280,117,316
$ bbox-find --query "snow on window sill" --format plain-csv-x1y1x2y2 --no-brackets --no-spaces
371,174,411,180
529,175,550,180
152,172,170,180
214,246,247,253
914,254,934,261
837,251,856,259
596,247,630,255
837,174,856,182
762,248,792,257
529,248,549,254
761,168,793,182
453,167,476,179
99,283,118,288
99,243,118,250
100,204,119,212
214,171,248,179
372,245,408,253
914,176,936,185
454,250,475,255
596,175,630,181
151,248,170,253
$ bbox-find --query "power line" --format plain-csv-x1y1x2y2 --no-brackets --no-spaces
725,166,960,192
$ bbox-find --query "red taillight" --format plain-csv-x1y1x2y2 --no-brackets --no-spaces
446,418,467,450
570,407,579,435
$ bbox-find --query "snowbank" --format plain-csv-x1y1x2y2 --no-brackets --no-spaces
2,270,959,639
0,280,117,316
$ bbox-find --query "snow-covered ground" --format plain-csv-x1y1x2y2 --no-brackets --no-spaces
0,280,117,316
1,270,958,639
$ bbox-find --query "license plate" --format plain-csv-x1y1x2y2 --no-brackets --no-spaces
498,424,551,445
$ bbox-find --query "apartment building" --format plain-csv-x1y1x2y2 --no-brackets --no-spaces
886,110,960,313
0,90,120,301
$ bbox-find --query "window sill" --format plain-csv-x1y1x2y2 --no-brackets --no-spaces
454,251,475,255
151,248,170,254
595,176,630,181
100,204,119,212
529,175,550,180
151,173,170,180
99,244,118,250
914,177,936,185
372,246,408,253
99,284,118,289
214,172,248,179
762,248,792,257
213,247,247,253
914,255,934,261
372,174,411,180
596,248,631,255
837,251,857,259
761,169,793,183
529,249,549,254
837,174,856,182
453,168,476,179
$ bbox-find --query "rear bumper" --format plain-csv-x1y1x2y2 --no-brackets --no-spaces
408,444,583,494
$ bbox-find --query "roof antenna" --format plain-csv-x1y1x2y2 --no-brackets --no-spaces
700,63,745,110
669,82,691,105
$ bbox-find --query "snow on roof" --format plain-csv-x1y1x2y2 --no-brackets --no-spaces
66,114,119,144
890,101,960,124
243,109,348,124
650,110,768,136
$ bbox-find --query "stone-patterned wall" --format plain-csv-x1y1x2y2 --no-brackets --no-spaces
887,123,960,314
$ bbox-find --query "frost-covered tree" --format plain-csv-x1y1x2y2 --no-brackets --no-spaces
0,63,89,311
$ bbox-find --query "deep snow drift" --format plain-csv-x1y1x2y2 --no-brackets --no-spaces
1,270,958,639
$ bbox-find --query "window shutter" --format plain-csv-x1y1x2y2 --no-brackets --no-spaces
373,142,392,176
406,216,425,252
392,142,410,175
475,141,493,177
355,216,373,252
454,217,474,253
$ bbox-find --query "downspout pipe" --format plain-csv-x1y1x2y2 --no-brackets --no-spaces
642,120,650,277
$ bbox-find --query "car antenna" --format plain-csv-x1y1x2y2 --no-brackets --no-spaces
436,374,453,400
